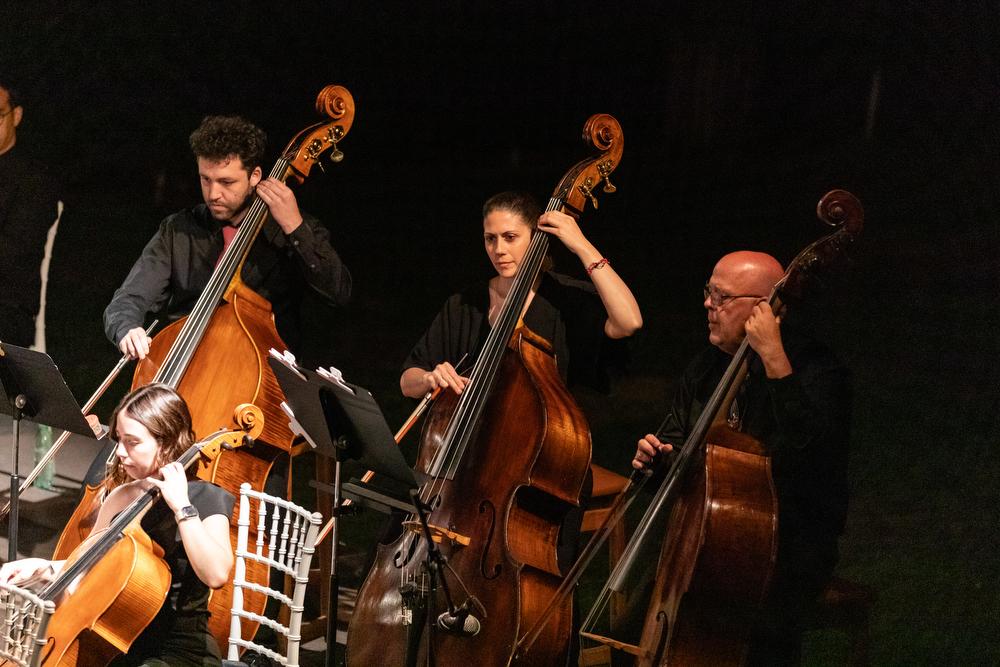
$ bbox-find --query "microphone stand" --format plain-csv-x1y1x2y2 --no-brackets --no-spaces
6,393,26,562
409,489,462,667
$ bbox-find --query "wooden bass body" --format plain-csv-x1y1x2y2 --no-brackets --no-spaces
346,327,591,666
639,431,777,666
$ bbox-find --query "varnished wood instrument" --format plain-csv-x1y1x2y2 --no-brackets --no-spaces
10,406,261,666
580,190,864,665
345,114,624,667
51,85,356,650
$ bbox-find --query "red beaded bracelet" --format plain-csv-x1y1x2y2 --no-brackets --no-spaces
586,258,610,275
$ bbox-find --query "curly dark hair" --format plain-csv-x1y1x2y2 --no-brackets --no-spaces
189,115,267,173
482,191,544,229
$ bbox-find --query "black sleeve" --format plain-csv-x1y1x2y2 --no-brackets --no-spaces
103,217,174,346
540,273,628,392
764,351,852,454
402,290,486,374
282,214,352,306
764,343,852,535
188,481,235,521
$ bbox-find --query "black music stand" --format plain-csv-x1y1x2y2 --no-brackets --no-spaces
0,343,96,561
268,351,417,667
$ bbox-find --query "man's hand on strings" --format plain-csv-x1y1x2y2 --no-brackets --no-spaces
119,327,152,360
256,178,303,234
632,433,673,472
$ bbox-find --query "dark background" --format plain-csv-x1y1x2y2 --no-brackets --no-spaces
2,1,998,663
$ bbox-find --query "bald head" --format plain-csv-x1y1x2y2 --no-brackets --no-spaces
705,251,785,354
714,251,784,297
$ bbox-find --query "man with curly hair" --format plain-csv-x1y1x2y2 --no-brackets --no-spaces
104,115,352,358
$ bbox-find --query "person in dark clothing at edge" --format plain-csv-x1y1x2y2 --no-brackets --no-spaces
103,114,351,359
1,383,235,666
632,250,851,665
0,75,60,348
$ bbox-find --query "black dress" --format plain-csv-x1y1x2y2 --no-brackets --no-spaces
110,480,235,667
403,271,624,392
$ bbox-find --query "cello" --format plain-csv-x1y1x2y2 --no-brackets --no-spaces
345,114,624,667
51,85,356,648
579,190,864,665
1,406,261,667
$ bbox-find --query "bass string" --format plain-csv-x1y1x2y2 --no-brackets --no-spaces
418,197,560,505
421,222,550,499
153,159,289,388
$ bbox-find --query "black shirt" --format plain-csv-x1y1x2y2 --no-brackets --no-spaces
403,271,624,392
139,480,235,616
655,328,852,543
103,203,351,351
118,480,234,666
0,148,59,347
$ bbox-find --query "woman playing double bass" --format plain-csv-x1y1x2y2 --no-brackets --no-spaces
397,190,642,584
1,384,235,666
402,190,642,405
631,250,851,665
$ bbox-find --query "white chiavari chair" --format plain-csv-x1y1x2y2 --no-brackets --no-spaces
223,482,322,667
0,582,55,667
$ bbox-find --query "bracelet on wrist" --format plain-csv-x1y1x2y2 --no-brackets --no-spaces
586,258,610,275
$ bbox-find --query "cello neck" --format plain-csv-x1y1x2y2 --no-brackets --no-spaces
152,158,292,388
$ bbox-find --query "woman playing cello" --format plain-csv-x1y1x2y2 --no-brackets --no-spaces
1,384,235,666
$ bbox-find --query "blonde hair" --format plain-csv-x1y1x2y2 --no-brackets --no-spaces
103,383,195,492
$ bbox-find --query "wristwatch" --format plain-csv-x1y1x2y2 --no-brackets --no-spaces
175,505,199,523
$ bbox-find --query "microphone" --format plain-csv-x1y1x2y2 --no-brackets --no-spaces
436,602,481,637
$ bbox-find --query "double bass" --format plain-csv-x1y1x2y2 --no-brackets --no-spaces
346,115,624,666
2,407,260,667
579,190,864,665
51,85,356,648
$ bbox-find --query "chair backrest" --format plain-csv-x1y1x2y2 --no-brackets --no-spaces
227,482,323,667
32,200,63,354
0,583,56,667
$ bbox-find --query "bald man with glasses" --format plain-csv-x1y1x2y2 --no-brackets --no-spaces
632,251,852,665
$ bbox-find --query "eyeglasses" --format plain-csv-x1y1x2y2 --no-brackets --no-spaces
703,282,764,308
0,108,15,120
